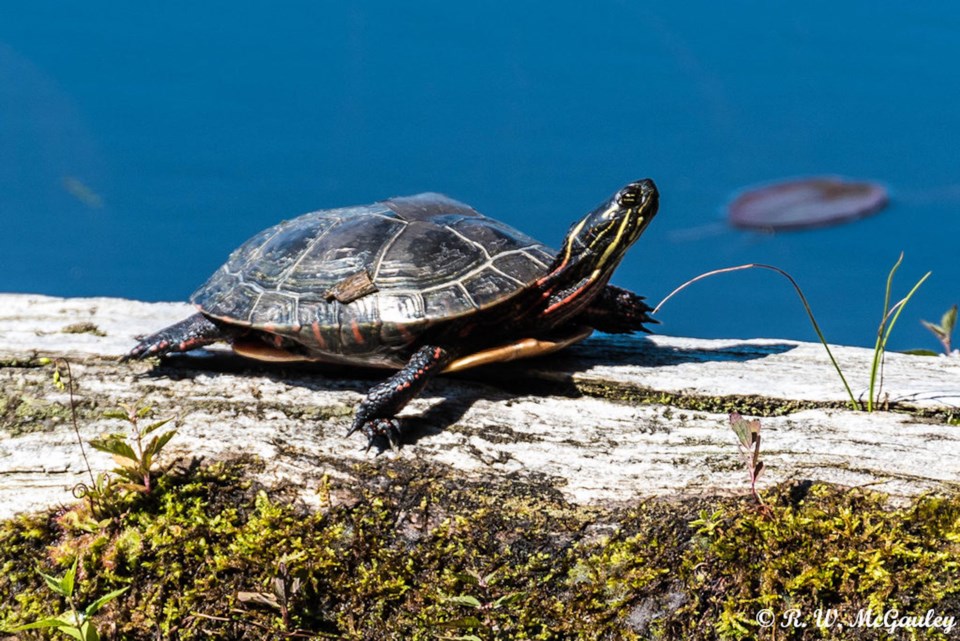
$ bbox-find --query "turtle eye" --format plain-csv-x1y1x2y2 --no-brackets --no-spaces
615,179,657,208
616,186,642,207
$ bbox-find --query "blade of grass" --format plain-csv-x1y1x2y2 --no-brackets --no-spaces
653,264,859,410
868,254,903,411
869,270,931,409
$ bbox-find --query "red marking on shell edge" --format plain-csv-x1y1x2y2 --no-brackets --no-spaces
311,321,327,350
397,324,415,342
351,320,365,344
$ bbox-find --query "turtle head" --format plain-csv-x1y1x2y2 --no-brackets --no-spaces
535,179,658,325
551,179,659,283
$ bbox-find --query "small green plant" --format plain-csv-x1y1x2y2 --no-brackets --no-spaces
68,403,177,522
689,509,725,537
234,556,309,636
71,472,118,526
52,361,177,516
654,252,930,412
434,569,525,639
92,402,177,495
4,556,128,640
921,303,957,355
729,412,768,513
865,253,930,411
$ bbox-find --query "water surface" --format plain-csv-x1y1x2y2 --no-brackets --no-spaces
2,2,958,351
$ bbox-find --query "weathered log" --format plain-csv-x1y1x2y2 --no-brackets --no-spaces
1,293,958,518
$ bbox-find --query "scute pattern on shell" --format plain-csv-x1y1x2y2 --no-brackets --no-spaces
191,193,556,364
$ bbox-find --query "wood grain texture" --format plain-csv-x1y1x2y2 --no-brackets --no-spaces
1,293,957,518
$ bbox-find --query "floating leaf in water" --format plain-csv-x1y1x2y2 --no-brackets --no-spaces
728,176,888,231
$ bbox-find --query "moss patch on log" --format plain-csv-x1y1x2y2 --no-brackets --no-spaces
575,379,830,416
574,379,960,425
1,457,958,640
0,390,79,436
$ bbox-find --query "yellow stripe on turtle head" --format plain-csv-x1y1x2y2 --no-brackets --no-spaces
559,217,588,268
595,209,641,273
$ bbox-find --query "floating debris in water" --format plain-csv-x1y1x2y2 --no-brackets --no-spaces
0,44,106,214
728,176,888,231
62,176,104,209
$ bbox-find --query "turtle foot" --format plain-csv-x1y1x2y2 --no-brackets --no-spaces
347,344,452,451
583,285,658,334
120,313,226,362
348,417,402,452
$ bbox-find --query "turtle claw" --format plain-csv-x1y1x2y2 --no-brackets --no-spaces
348,417,402,452
119,338,171,362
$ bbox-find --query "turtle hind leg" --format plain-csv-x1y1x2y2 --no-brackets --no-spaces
582,285,658,334
120,313,232,362
348,345,452,450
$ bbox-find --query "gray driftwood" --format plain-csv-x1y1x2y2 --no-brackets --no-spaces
1,293,958,518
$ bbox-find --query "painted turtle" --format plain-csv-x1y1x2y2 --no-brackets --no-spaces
123,179,659,447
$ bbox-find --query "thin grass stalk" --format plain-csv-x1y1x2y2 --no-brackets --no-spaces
56,359,97,487
653,264,859,410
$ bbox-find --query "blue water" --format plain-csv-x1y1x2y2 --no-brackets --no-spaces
2,2,958,350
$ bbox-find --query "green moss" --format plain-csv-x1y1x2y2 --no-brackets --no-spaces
0,357,54,368
675,487,960,640
575,381,843,417
61,322,107,337
1,459,958,640
0,392,76,434
575,380,960,424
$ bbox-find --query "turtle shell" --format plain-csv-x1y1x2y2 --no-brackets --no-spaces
192,193,557,366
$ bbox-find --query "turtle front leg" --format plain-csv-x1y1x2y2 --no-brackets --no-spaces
348,345,452,449
121,313,233,361
581,285,658,334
